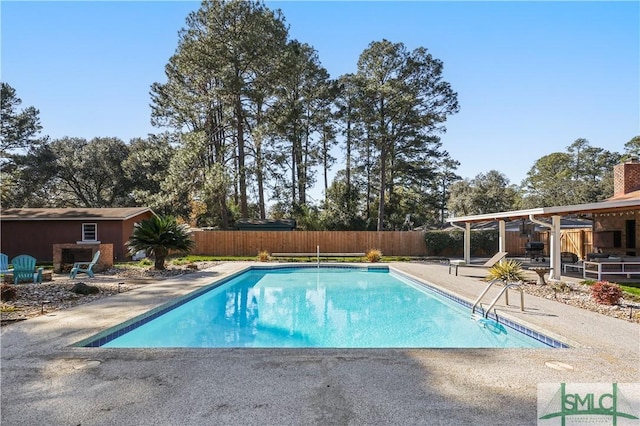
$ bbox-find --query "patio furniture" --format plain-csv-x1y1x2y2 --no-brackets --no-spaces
583,257,640,280
0,253,10,275
448,251,508,276
561,252,579,264
69,250,101,279
563,260,584,274
10,255,43,284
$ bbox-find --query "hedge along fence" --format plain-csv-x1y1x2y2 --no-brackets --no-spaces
190,230,428,257
424,230,499,257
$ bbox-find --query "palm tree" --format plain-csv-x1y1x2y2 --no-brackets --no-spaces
126,215,195,270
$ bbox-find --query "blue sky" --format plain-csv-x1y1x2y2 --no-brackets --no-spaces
2,1,638,195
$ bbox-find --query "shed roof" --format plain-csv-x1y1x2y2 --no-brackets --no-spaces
0,208,153,221
235,218,296,230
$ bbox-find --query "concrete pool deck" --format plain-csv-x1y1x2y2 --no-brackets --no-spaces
1,261,638,425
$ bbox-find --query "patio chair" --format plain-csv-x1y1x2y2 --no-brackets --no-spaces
10,254,43,284
448,251,508,275
0,253,10,275
69,250,101,279
561,252,583,274
562,260,584,274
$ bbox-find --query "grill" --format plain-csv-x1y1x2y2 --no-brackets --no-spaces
525,241,545,261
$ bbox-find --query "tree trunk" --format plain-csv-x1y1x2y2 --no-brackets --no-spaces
345,109,352,197
256,145,266,219
377,147,387,231
236,95,248,217
154,247,168,270
366,130,372,223
323,135,329,199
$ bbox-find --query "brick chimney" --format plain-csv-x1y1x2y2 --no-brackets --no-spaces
613,157,640,196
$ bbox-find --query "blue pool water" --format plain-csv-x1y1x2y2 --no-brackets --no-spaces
93,267,555,349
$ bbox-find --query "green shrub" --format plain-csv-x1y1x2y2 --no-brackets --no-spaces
424,230,498,256
126,215,195,270
486,259,526,283
591,281,622,305
138,258,153,267
424,231,453,256
470,230,499,256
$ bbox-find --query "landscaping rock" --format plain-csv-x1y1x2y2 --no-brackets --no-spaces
1,284,17,301
71,282,100,295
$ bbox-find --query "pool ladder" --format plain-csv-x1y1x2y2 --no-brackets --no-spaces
471,279,525,319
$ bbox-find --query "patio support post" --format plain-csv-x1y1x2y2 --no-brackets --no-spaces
550,215,561,281
498,220,506,253
464,222,471,264
529,214,562,282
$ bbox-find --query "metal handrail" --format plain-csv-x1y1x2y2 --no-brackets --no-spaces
471,279,505,316
483,284,525,318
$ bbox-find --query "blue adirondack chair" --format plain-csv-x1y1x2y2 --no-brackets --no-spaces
10,255,43,284
0,253,10,275
70,250,101,279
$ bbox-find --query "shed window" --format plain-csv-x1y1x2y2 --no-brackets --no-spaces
82,223,97,241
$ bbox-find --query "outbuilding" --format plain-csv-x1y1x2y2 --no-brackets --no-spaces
0,207,154,272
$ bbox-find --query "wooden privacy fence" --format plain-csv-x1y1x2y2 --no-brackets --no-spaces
537,229,593,260
191,230,427,257
190,229,592,258
506,229,593,259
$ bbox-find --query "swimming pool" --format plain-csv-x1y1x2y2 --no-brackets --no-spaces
81,266,564,349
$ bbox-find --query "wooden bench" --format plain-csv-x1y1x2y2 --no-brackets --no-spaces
271,252,366,260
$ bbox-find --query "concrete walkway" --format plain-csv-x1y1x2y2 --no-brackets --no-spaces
1,262,638,425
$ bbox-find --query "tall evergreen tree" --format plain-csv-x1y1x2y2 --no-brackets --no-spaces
0,82,45,207
623,136,640,159
269,40,332,207
0,82,42,156
352,40,459,230
150,0,288,225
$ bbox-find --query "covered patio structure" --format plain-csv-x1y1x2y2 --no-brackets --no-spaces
446,198,640,281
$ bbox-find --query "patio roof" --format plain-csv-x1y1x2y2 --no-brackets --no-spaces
446,198,640,225
445,197,640,282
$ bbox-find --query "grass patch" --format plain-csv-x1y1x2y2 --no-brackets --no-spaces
112,255,417,270
174,255,254,262
619,284,640,301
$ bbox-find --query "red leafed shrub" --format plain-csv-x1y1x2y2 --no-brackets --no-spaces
1,284,17,301
590,280,623,305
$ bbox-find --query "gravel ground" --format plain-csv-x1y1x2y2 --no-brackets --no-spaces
2,261,639,325
1,262,220,325
515,279,640,323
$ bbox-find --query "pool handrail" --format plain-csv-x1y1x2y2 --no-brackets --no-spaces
483,284,525,318
471,278,505,316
